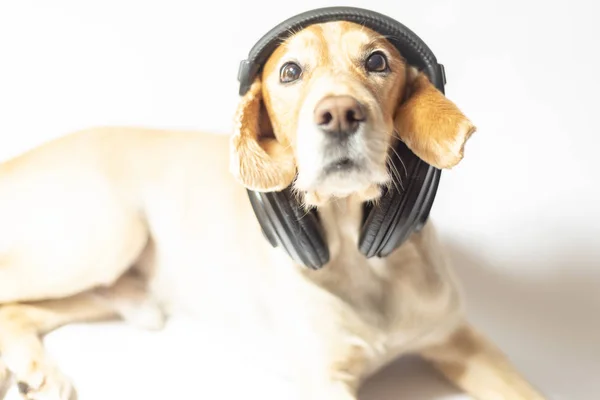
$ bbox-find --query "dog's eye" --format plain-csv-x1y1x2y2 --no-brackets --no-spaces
365,52,388,73
280,62,302,83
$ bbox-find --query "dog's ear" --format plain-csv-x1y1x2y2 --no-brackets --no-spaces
394,67,476,169
230,78,296,191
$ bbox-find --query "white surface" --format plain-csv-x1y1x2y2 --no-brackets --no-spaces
0,0,598,399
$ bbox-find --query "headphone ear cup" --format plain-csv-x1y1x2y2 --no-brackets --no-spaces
358,185,399,258
246,188,330,269
358,140,440,258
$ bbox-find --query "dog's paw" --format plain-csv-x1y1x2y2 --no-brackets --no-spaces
120,297,166,331
91,270,167,332
15,364,75,400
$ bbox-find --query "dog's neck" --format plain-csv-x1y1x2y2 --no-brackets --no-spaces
299,185,384,263
317,194,364,252
295,192,390,316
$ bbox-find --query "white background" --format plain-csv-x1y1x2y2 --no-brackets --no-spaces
0,0,598,399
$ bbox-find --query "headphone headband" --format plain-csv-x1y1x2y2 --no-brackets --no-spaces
238,6,446,96
237,6,444,269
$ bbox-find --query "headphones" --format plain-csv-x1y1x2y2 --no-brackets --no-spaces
237,6,445,270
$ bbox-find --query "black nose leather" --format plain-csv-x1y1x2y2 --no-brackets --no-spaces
314,95,365,136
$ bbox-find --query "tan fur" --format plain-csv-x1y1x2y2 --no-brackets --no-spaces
230,79,297,191
395,68,477,169
0,21,544,400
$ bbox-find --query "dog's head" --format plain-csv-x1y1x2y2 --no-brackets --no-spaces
231,21,475,206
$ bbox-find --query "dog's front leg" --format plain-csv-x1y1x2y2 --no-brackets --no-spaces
294,338,370,400
418,322,547,400
283,333,364,400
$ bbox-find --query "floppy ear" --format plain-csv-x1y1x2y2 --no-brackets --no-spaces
230,78,296,191
394,67,476,169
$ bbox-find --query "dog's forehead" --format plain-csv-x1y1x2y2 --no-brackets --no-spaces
284,21,376,54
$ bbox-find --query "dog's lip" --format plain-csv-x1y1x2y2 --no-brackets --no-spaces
323,157,361,174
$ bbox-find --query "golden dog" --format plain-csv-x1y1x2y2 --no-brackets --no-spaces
0,21,546,400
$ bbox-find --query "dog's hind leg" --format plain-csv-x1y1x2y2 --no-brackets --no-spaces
0,269,164,400
0,296,113,400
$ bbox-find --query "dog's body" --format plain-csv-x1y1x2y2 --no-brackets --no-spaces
0,21,546,400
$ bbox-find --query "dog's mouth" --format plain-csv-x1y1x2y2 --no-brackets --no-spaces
297,152,389,205
323,157,360,175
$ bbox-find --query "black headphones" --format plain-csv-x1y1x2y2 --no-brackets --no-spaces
237,6,445,270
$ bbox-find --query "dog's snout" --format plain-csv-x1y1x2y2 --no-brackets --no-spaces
314,95,365,136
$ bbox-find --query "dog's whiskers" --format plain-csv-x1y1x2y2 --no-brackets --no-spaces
290,185,316,218
386,155,405,193
388,142,408,178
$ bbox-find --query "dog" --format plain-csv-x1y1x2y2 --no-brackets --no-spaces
0,20,546,400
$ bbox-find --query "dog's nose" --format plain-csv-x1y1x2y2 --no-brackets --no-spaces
314,95,365,136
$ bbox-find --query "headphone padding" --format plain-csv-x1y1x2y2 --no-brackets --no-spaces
247,188,329,269
359,140,440,258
